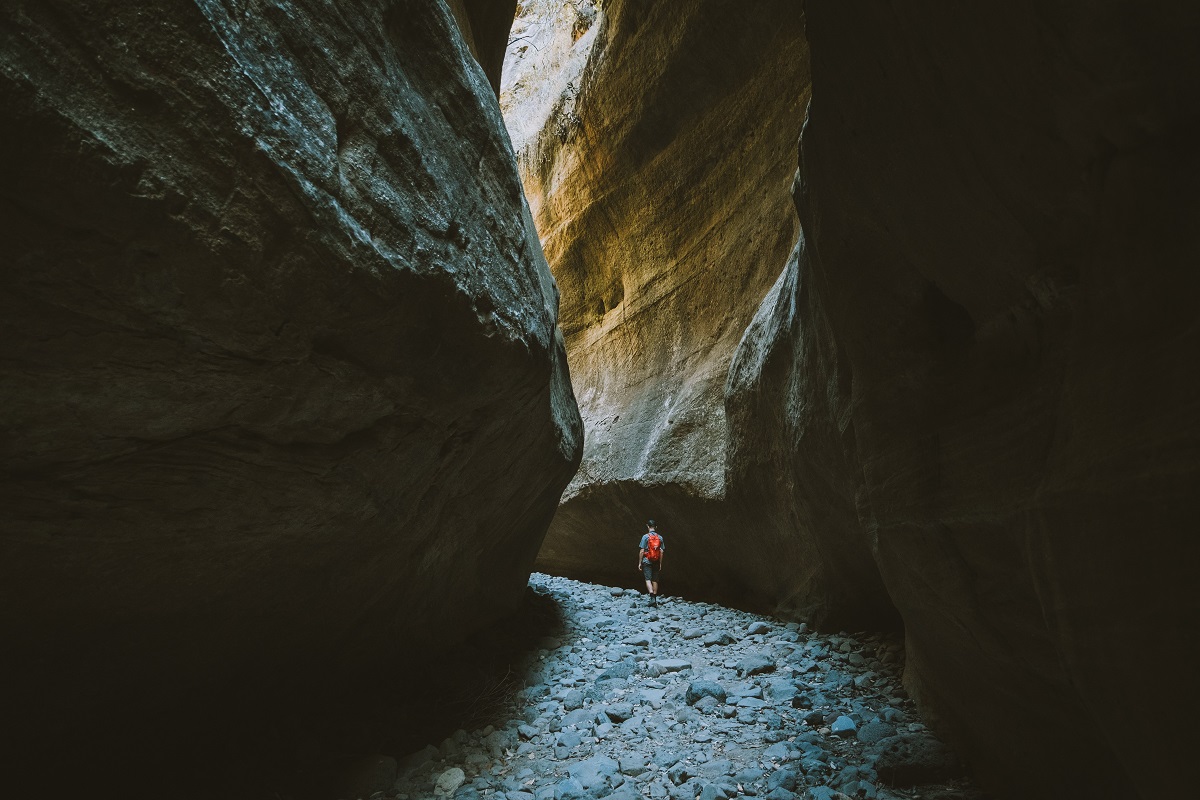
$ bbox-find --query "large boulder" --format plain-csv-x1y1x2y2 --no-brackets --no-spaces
731,1,1200,797
0,0,581,739
503,0,810,597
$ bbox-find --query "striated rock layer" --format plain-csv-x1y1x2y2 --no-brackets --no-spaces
505,0,810,598
0,0,581,741
731,1,1200,797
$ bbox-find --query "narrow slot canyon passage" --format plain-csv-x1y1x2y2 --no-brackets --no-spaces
1,1,1196,799
384,575,973,800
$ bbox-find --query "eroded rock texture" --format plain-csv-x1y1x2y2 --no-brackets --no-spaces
732,2,1200,797
505,0,810,597
0,0,581,739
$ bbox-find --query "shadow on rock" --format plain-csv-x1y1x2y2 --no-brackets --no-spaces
7,585,565,800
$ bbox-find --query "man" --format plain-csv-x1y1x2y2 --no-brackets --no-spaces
637,519,665,606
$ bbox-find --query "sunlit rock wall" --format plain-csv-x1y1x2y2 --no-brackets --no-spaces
732,1,1200,796
503,0,809,597
0,0,581,736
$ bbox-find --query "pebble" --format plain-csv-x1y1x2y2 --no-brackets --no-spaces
389,574,975,800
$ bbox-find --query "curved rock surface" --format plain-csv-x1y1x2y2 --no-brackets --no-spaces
730,2,1200,797
503,0,810,598
0,0,581,741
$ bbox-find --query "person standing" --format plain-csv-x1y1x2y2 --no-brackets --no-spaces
638,519,665,606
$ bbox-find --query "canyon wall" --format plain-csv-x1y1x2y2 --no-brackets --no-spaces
0,0,580,741
732,1,1199,797
509,0,1197,796
505,0,811,601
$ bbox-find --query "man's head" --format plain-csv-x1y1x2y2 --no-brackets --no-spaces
647,519,656,530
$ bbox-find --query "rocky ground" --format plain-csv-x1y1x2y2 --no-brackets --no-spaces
375,575,983,800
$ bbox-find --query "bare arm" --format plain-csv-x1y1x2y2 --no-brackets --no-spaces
637,549,644,571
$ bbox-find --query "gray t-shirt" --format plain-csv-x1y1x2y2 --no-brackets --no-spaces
639,532,665,565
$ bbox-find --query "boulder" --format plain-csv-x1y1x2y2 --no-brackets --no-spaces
0,0,581,748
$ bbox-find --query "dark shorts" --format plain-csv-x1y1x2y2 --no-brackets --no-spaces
642,562,660,582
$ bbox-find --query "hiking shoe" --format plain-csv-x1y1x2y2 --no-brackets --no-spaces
650,595,657,607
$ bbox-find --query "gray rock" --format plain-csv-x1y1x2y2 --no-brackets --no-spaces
434,767,467,796
748,621,771,635
694,695,720,714
605,788,643,800
553,776,587,800
600,660,638,680
606,702,635,722
563,707,598,729
857,721,896,745
569,755,620,792
648,658,693,677
765,789,797,800
699,785,727,800
686,680,727,705
623,634,652,647
620,755,648,776
764,742,792,762
736,696,767,709
518,724,540,740
667,761,692,785
767,769,799,792
703,631,737,647
802,710,825,726
830,716,857,738
737,653,776,676
682,628,705,640
734,768,765,786
555,730,582,751
764,679,799,702
563,689,585,710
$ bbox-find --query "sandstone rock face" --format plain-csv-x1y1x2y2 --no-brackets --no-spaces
731,2,1200,797
504,0,810,597
726,231,897,631
0,0,580,737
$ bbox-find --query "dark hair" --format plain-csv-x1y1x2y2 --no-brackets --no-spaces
647,519,656,527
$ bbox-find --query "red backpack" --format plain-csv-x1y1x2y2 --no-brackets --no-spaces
645,532,663,563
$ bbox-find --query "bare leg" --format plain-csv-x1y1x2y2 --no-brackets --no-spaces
651,581,659,595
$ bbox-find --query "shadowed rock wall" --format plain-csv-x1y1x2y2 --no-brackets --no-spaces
506,0,810,598
731,1,1200,796
0,0,581,742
